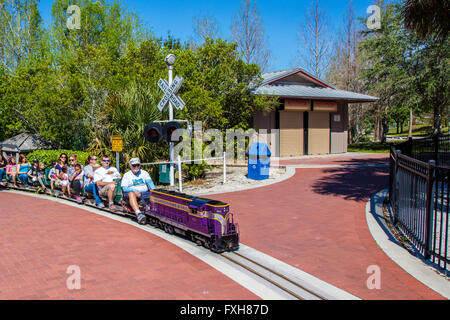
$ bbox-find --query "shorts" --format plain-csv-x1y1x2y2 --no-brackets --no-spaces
99,183,115,197
123,190,150,202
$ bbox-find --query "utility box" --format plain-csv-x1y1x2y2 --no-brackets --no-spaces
159,164,170,184
247,142,271,180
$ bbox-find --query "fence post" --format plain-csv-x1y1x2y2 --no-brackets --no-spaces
392,150,401,225
223,152,227,184
405,137,413,157
424,159,436,260
433,134,439,165
177,155,182,192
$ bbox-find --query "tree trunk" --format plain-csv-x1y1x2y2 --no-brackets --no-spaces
408,106,413,138
374,115,382,142
433,105,442,135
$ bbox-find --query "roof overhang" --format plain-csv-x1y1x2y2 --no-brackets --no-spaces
256,68,379,103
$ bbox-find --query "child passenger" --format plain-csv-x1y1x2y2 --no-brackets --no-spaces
37,162,47,190
27,159,39,185
69,164,84,203
60,166,70,198
48,160,58,191
6,157,18,187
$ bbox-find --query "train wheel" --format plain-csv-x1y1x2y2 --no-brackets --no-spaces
203,240,211,249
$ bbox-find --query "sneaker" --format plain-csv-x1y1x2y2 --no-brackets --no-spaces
137,214,147,225
97,202,105,209
76,196,82,204
108,203,119,211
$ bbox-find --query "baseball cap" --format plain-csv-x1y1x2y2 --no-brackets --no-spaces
129,158,141,166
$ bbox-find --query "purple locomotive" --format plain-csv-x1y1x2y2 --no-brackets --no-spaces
145,189,239,253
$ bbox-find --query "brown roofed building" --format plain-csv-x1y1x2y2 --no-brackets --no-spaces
252,68,378,157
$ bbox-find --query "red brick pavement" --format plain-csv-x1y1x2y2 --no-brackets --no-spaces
0,192,258,300
279,153,389,166
210,154,445,300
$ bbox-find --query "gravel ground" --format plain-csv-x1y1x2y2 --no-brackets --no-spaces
161,166,287,195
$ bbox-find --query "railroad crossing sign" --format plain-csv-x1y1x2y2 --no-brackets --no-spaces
157,76,186,111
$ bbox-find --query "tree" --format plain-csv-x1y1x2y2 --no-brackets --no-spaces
359,2,414,142
402,0,449,42
297,0,331,78
175,38,277,131
0,0,44,73
192,13,220,43
326,1,369,143
412,37,449,134
231,0,271,71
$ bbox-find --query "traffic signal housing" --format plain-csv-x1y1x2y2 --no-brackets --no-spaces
163,121,182,143
144,121,183,143
144,122,163,143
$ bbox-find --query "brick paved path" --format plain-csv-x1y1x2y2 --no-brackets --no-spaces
0,153,445,300
0,192,258,300
211,154,445,300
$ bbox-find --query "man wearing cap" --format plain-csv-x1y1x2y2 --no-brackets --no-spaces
121,158,155,224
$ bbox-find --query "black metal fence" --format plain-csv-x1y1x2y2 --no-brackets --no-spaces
389,134,449,272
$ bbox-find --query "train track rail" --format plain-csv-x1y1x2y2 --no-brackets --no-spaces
221,251,327,300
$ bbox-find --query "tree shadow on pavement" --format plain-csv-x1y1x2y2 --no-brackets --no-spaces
311,158,390,202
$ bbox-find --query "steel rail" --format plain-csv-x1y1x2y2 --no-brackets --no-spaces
221,251,327,300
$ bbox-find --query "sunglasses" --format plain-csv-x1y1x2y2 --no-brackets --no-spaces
131,164,140,168
91,158,97,161
69,159,75,162
102,159,111,163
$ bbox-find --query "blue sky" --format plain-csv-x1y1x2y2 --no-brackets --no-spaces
37,0,377,71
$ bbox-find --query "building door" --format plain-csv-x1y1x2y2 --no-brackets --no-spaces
308,111,330,155
279,111,304,157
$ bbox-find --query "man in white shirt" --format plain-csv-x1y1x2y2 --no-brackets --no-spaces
94,155,121,209
121,158,155,224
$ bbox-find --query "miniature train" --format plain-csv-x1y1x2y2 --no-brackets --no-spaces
2,183,240,253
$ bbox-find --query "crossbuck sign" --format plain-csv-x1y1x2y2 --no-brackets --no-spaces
157,76,186,111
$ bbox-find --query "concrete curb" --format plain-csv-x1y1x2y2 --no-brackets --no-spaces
365,189,450,299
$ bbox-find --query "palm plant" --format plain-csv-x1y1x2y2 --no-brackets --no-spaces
108,79,168,166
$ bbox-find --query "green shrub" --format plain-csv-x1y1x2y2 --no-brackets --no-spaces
26,149,92,167
182,162,211,181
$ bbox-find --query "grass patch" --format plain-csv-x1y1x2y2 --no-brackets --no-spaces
387,125,449,137
348,141,404,153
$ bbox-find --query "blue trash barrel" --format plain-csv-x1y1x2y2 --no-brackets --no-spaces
247,142,271,180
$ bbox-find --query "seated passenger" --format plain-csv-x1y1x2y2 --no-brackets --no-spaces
60,166,70,198
6,157,18,187
94,155,121,209
0,154,6,186
17,154,31,186
36,162,47,191
69,164,84,203
83,155,103,207
27,159,43,188
48,160,59,191
121,158,155,225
